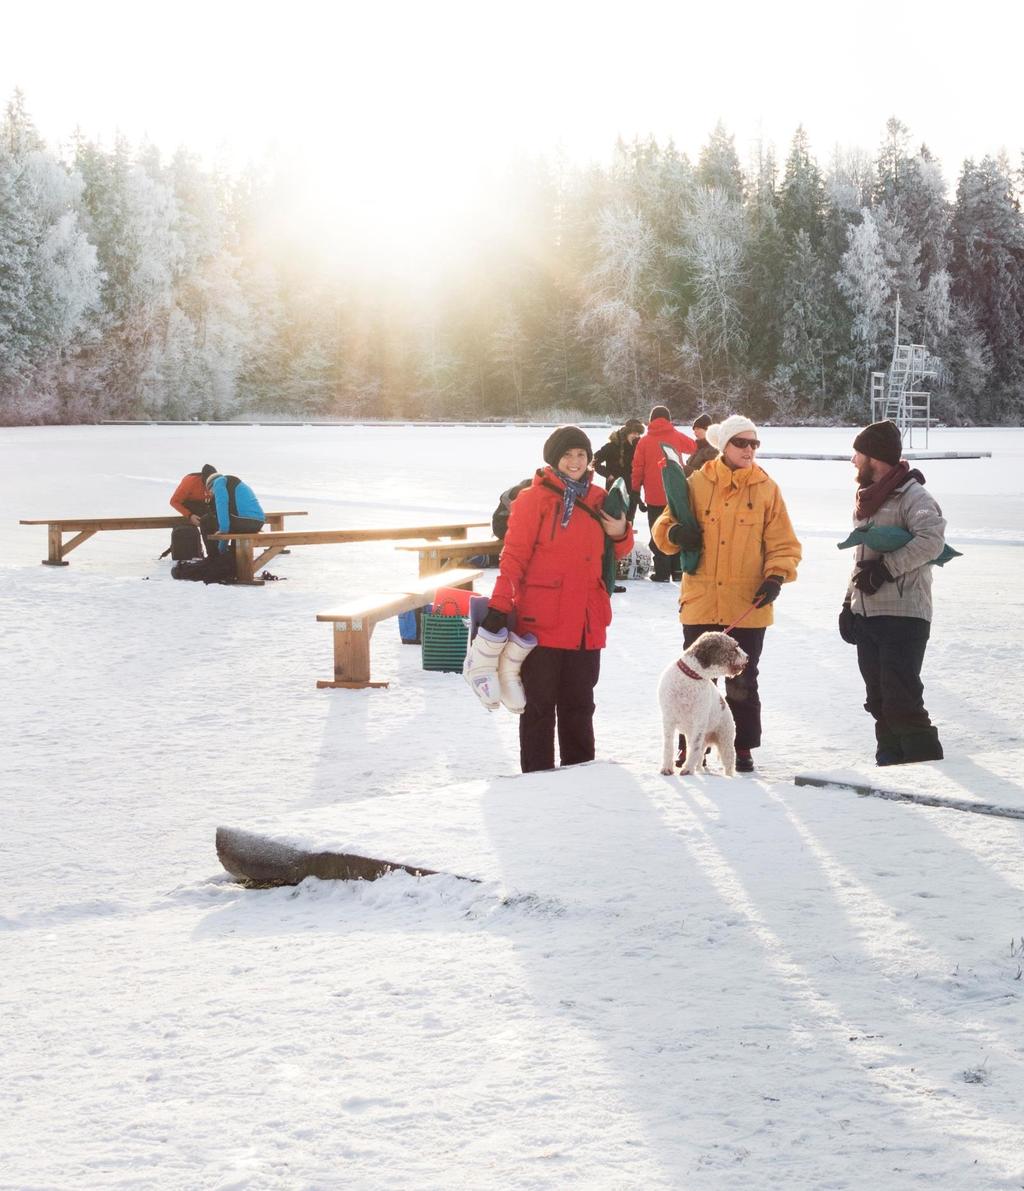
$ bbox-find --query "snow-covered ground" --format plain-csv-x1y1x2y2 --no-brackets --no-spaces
2,423,1023,1190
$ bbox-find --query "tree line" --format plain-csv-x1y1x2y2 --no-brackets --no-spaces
2,92,1022,426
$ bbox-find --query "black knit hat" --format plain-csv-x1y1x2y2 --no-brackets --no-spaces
853,420,902,467
543,425,593,468
692,413,712,431
200,463,218,483
649,404,671,422
623,418,645,436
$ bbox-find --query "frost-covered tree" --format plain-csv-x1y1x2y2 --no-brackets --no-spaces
774,230,828,404
779,126,824,245
696,122,744,202
674,187,749,373
0,93,100,423
580,203,659,404
836,208,894,389
950,155,1024,390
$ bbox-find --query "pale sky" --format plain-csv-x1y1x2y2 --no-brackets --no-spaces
4,0,1021,266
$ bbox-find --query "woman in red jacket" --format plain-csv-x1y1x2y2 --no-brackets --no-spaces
480,426,634,773
630,405,696,582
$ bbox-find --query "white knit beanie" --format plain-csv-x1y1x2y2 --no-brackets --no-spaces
706,414,758,452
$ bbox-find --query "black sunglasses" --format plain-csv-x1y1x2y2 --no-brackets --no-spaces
729,436,761,450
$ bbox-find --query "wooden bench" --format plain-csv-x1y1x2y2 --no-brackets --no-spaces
396,538,503,577
20,511,307,566
211,521,490,584
316,566,483,689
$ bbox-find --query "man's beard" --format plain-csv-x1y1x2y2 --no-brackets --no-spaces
856,463,875,487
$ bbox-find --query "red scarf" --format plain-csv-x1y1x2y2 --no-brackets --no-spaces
854,461,925,520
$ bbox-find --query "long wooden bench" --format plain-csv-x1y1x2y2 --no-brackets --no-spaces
396,538,502,577
212,521,490,584
316,566,483,689
20,511,307,566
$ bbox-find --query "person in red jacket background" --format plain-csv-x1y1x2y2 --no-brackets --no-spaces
480,426,634,773
630,406,696,582
169,463,217,556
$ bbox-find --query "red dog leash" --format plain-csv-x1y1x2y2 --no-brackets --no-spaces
722,595,766,634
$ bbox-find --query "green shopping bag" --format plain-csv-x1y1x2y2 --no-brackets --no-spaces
421,599,470,673
659,444,701,575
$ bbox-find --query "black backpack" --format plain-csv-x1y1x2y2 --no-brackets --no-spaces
171,552,237,584
170,524,204,561
491,478,532,540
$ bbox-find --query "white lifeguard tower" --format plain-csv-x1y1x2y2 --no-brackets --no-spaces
870,296,939,448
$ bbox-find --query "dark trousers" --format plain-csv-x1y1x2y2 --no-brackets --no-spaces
647,505,681,581
183,498,216,557
853,615,942,762
682,623,766,751
199,513,264,555
519,646,601,773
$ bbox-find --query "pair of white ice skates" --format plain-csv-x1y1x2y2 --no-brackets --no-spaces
463,627,537,714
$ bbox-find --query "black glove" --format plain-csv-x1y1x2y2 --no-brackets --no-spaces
753,576,783,606
667,521,702,550
852,558,893,595
838,600,857,645
481,607,508,633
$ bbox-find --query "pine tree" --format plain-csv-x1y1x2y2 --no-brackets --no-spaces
950,155,1024,393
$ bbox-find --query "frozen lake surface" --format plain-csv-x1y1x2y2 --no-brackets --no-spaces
2,423,1023,1189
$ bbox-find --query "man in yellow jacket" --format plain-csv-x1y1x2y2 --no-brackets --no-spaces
653,415,801,772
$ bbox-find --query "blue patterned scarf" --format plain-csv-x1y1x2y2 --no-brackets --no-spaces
555,471,591,528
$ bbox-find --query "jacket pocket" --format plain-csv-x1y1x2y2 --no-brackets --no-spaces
517,576,563,631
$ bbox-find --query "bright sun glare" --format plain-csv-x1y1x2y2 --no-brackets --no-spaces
5,0,1024,280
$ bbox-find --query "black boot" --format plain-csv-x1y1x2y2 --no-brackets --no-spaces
896,728,944,764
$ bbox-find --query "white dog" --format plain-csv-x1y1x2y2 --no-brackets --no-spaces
657,631,748,777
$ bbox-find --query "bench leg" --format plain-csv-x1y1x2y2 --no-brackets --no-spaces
233,539,263,585
43,526,68,565
317,619,389,690
264,515,290,553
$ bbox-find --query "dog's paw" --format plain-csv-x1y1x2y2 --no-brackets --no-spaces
659,766,675,776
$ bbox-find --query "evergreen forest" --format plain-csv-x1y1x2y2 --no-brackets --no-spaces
2,91,1023,426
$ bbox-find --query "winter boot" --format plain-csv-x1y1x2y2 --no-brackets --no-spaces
735,748,755,773
463,626,508,710
497,631,537,715
896,728,944,764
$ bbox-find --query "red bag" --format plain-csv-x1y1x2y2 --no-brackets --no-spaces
431,586,473,615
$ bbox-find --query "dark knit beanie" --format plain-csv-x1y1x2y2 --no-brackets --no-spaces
692,413,712,431
853,420,902,467
649,405,671,423
543,425,593,468
623,418,645,436
200,463,218,483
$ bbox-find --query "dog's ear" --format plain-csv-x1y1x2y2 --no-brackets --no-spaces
690,633,723,670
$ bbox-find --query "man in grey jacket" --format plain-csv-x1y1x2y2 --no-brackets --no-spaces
839,420,945,766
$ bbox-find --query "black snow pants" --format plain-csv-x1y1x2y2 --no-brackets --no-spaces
853,614,943,763
519,646,601,773
682,623,766,751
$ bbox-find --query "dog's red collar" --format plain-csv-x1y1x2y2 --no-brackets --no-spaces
676,659,703,681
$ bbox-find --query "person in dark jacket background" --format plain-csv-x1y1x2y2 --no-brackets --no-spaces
202,471,266,554
630,406,697,582
684,413,718,476
479,426,634,773
594,418,645,523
